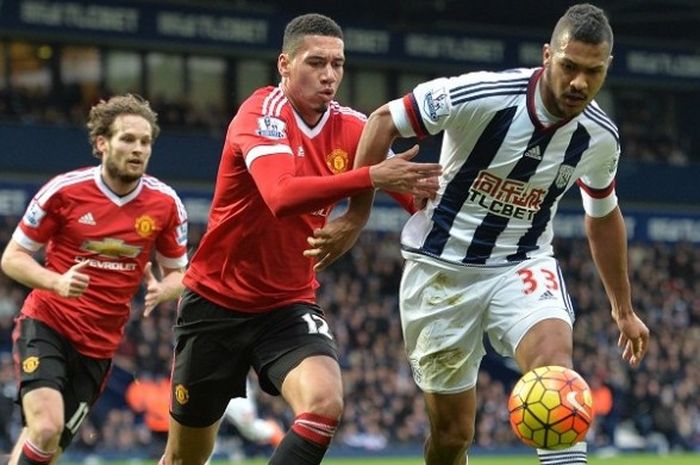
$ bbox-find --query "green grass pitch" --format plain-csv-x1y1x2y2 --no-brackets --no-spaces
61,453,699,465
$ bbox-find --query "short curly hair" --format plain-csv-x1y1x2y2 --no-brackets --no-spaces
86,94,160,157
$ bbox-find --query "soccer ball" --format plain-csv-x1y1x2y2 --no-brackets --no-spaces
508,365,594,450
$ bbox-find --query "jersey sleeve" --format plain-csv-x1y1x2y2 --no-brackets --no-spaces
577,135,619,218
232,90,372,217
389,73,492,139
12,186,63,251
155,190,189,269
234,90,295,166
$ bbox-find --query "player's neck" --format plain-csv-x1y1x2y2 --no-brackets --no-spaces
100,171,140,197
280,82,324,127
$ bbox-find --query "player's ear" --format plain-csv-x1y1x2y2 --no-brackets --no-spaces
95,135,108,156
278,53,291,78
542,43,552,67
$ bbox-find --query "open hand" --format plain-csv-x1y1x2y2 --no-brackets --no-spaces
614,311,649,368
369,145,441,196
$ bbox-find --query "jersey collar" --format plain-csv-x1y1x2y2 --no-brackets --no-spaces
93,166,144,206
291,105,331,139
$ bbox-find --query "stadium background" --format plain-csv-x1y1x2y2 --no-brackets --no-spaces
0,0,698,461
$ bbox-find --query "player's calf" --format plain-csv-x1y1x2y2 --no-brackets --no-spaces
268,413,338,465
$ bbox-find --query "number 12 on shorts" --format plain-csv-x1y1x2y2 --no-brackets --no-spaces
516,267,559,295
302,312,333,339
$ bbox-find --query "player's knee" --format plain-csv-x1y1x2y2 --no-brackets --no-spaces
430,421,474,451
306,391,343,419
28,418,63,449
525,352,573,372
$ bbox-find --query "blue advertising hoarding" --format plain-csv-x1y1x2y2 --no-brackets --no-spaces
1,0,699,83
1,180,698,242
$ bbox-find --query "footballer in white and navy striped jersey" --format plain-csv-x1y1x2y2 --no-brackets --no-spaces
307,4,650,465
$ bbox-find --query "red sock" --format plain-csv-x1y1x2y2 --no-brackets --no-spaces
18,440,54,465
290,412,338,447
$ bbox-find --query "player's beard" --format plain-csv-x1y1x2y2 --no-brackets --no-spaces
314,101,329,114
104,156,143,184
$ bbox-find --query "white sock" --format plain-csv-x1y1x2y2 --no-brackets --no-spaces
537,441,587,464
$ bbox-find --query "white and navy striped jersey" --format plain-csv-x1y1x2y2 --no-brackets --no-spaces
389,67,619,266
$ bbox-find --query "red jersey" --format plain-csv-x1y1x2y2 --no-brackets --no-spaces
184,86,373,312
13,166,188,358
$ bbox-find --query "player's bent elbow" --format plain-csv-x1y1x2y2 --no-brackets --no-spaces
0,249,18,277
265,197,296,218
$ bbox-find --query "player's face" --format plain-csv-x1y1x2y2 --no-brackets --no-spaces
97,114,153,189
279,35,345,123
541,33,612,119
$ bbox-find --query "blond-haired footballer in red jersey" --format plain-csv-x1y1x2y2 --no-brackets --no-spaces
2,94,187,465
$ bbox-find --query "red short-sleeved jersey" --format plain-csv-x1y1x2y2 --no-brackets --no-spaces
12,166,188,358
184,86,369,312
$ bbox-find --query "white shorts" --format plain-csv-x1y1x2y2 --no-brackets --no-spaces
400,254,574,394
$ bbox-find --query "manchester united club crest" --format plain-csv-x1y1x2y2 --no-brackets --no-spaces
134,215,157,238
326,149,349,174
22,356,40,374
174,384,189,405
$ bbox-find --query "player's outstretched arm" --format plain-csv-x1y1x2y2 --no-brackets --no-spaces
304,104,433,272
1,239,90,297
585,207,649,367
367,146,440,197
142,261,185,316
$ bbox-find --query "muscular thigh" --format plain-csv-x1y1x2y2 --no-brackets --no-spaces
487,256,574,358
14,317,111,449
400,259,497,394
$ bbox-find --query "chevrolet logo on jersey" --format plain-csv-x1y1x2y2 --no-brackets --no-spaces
81,238,142,259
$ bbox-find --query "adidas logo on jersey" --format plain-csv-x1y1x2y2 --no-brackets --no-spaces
78,212,96,225
539,290,556,301
523,146,542,160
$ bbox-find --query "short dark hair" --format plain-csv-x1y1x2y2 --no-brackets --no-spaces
551,3,613,51
282,13,343,56
87,94,160,156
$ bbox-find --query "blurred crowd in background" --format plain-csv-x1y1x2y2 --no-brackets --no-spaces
0,81,696,166
1,221,698,458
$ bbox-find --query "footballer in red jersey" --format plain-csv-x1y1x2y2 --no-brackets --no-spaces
162,13,441,465
1,95,188,465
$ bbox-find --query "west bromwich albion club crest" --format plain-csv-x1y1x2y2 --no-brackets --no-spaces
555,165,575,189
326,149,349,174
